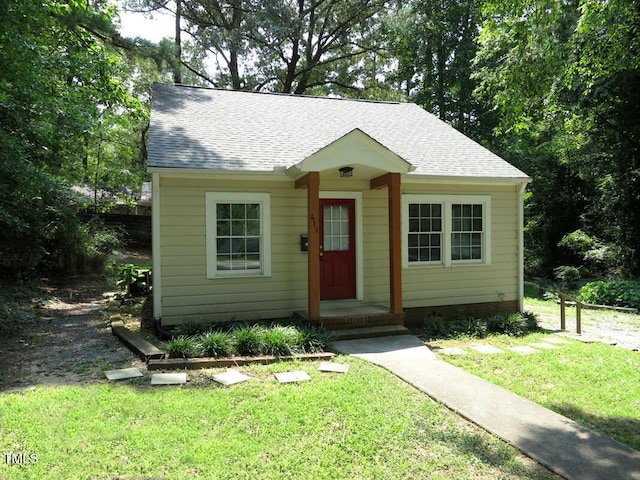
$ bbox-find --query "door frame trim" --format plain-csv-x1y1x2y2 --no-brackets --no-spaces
319,191,363,300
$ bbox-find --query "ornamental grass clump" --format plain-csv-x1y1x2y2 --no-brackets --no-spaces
198,331,235,358
165,335,198,358
234,325,264,356
260,324,302,356
298,324,333,353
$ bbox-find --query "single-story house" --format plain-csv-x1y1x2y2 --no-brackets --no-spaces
147,83,530,329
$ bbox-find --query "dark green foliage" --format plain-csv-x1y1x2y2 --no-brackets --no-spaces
198,331,235,358
298,324,333,354
420,317,452,339
116,263,151,297
0,0,147,277
487,313,534,337
422,312,540,340
450,317,489,338
172,319,212,337
165,336,198,358
260,325,301,357
163,321,332,358
234,325,265,357
579,280,640,309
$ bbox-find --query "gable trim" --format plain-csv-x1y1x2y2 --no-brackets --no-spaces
287,128,415,177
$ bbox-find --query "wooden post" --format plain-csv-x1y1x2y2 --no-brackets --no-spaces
295,172,321,318
576,300,582,335
560,293,566,330
371,173,403,315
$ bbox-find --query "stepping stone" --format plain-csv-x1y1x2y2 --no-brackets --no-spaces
439,347,468,356
319,362,350,373
529,342,560,350
213,369,251,386
104,367,144,381
543,338,570,345
509,346,540,355
274,371,311,383
470,344,504,354
3,385,36,393
150,372,187,385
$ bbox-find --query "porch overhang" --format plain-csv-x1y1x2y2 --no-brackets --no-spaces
286,128,415,179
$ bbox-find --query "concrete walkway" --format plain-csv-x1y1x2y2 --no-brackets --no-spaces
334,335,640,480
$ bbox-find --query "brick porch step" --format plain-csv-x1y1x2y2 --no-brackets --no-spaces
330,324,410,341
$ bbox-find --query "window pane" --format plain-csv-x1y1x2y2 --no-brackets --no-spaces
246,237,260,253
217,204,230,220
217,254,232,270
232,220,246,236
246,204,260,219
231,203,245,218
247,220,260,235
409,234,418,247
217,220,231,236
232,238,245,253
217,238,231,254
409,204,419,217
409,218,419,232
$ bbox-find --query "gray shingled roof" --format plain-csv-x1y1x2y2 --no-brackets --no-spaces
147,83,529,180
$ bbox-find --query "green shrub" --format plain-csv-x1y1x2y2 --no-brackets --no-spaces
420,312,540,340
450,316,488,338
165,336,198,358
173,319,211,337
579,279,640,309
487,313,535,337
261,325,302,356
198,331,235,358
553,265,581,285
421,317,451,339
235,325,264,356
298,324,332,353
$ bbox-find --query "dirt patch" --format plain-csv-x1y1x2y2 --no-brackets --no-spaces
0,275,144,390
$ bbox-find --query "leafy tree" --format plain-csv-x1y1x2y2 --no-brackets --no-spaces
388,0,487,136
473,0,640,276
128,0,390,94
0,0,145,275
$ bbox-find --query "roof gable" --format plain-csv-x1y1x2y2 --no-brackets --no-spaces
288,128,415,178
147,84,529,181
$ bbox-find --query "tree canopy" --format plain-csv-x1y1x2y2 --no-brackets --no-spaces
1,0,638,279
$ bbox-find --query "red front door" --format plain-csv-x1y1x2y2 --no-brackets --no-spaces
320,199,356,300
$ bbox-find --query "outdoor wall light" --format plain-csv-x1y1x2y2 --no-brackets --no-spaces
339,166,354,178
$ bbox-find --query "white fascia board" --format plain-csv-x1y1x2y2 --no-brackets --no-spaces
403,174,532,185
147,167,292,181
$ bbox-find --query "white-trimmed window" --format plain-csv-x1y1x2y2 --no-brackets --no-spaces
402,195,491,267
206,192,271,278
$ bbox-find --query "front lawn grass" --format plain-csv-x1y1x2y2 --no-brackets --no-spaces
431,333,640,450
0,358,557,480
